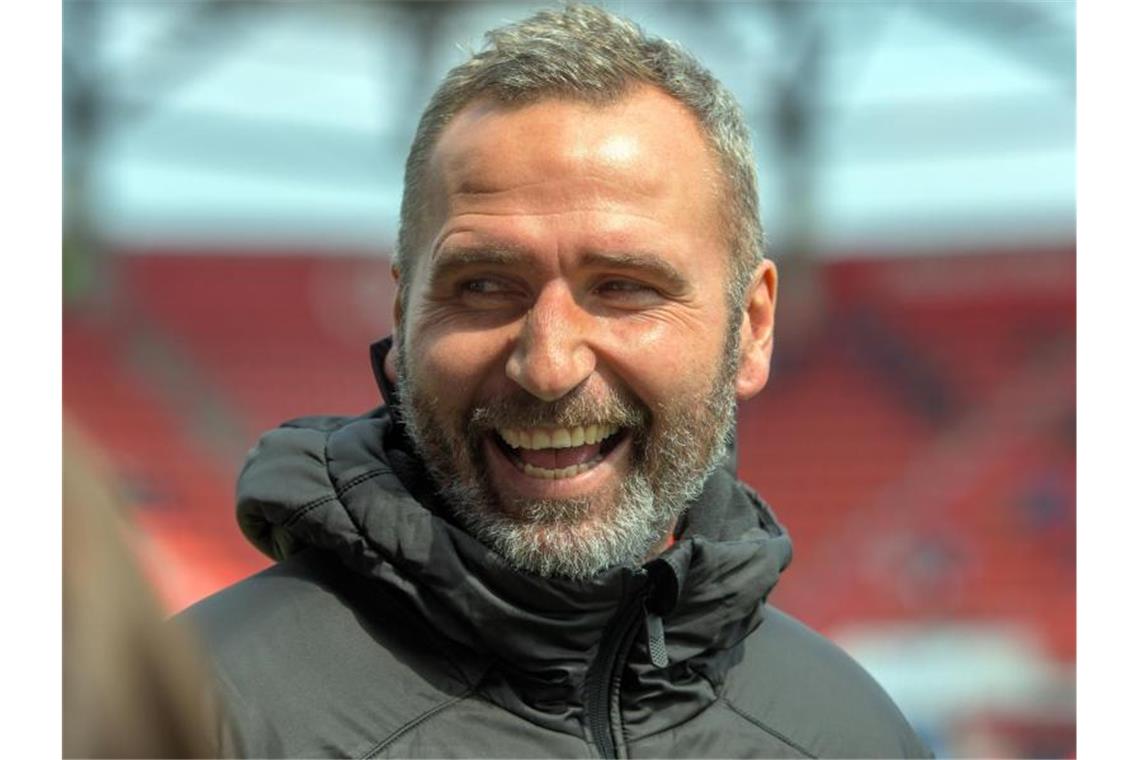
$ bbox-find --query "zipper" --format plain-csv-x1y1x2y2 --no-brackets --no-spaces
584,576,668,759
644,605,668,668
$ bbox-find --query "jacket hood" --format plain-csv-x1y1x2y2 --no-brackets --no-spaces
236,340,793,734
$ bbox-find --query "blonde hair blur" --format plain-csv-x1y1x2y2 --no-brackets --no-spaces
63,423,218,758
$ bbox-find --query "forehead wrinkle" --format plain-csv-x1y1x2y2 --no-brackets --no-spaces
449,169,664,204
444,206,664,224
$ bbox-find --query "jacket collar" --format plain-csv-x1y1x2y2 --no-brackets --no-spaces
238,337,793,733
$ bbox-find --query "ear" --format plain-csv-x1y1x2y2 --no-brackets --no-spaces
734,258,778,401
384,263,402,385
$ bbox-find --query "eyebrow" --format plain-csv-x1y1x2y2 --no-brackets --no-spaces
427,245,691,294
580,250,690,293
427,245,533,286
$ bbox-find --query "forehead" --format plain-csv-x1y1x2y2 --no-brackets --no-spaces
426,85,722,217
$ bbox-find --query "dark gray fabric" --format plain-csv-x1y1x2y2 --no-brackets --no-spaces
181,405,931,758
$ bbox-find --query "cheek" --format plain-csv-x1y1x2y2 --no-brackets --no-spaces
602,314,729,405
409,324,514,402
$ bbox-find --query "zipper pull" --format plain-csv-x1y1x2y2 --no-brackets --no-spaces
644,604,668,668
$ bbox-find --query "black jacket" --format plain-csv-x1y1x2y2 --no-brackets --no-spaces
182,359,930,758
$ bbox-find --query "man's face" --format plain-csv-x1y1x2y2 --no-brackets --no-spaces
395,86,770,578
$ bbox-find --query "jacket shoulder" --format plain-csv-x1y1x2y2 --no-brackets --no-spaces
722,606,931,759
177,549,477,758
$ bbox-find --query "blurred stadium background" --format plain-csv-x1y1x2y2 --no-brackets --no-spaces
62,2,1075,757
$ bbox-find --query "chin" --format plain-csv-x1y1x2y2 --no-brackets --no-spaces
445,471,674,580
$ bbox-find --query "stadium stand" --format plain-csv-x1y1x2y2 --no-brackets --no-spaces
63,314,269,609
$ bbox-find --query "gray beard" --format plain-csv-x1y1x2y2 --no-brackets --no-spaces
396,334,739,580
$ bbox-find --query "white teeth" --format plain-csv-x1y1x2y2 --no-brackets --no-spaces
521,458,603,480
497,424,620,450
500,428,526,448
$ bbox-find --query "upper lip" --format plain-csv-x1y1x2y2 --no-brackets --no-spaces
498,424,619,450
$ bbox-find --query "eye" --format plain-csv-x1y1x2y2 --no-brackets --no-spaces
454,277,527,308
461,277,512,295
597,279,650,294
594,279,661,304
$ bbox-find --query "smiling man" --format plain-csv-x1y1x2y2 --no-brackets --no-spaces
183,6,930,758
396,87,759,581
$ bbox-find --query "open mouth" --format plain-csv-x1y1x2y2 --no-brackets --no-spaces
491,424,627,480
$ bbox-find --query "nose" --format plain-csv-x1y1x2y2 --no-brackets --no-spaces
506,284,596,402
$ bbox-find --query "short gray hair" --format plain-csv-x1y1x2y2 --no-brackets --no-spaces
396,3,764,310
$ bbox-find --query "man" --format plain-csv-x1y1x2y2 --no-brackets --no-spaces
183,6,931,758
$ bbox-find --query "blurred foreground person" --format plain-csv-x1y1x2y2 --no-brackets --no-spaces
63,425,216,758
182,5,929,758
